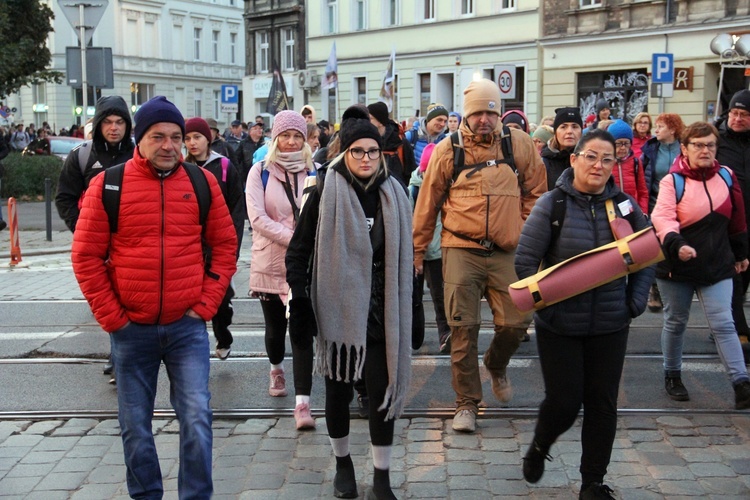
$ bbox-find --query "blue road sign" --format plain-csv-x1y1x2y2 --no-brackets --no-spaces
222,85,238,104
652,53,674,84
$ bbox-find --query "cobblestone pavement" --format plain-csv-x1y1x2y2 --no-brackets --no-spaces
1,415,749,499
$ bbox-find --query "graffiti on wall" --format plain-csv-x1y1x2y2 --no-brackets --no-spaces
578,70,649,124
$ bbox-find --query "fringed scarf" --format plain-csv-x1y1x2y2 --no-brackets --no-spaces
311,169,413,420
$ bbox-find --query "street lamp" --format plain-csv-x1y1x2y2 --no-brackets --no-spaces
710,33,750,121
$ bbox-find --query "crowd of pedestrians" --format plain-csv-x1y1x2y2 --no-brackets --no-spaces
26,82,747,499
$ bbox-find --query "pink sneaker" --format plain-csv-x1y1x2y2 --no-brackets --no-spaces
269,369,287,397
294,403,316,430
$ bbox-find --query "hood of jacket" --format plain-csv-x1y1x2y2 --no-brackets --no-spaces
541,143,571,161
92,96,133,150
382,120,404,151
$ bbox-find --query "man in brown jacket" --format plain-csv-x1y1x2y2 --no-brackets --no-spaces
413,79,547,433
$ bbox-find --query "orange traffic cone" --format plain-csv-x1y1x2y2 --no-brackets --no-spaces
8,197,22,266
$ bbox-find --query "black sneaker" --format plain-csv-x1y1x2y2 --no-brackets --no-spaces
357,395,369,419
0,220,6,231
102,361,114,375
734,380,750,410
665,376,689,401
579,482,615,499
522,440,551,483
439,333,451,354
333,455,357,498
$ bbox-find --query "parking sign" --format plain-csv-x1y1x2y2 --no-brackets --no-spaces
221,84,239,113
652,54,674,83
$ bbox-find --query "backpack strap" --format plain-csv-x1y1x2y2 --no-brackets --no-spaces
220,156,229,183
673,167,733,205
102,164,126,233
548,187,567,246
77,140,93,177
182,162,211,227
260,161,269,190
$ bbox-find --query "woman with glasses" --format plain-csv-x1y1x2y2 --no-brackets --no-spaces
246,110,318,430
631,112,652,159
641,113,685,312
516,129,653,499
651,121,750,410
286,105,413,499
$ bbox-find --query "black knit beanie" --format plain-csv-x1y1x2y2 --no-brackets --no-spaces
729,90,750,112
367,102,390,126
553,107,583,131
339,118,383,152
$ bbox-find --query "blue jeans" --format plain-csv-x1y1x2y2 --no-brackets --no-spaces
110,315,213,499
658,278,749,385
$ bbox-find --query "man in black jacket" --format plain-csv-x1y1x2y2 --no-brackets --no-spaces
55,95,135,233
718,89,750,362
55,95,135,379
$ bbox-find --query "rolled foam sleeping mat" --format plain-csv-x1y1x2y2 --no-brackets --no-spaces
509,227,664,313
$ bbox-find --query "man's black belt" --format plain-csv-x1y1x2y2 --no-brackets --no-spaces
444,227,497,251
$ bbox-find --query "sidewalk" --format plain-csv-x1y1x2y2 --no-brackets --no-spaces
2,414,749,498
2,232,750,498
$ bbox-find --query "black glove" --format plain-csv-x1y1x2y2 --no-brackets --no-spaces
412,272,425,350
288,297,317,350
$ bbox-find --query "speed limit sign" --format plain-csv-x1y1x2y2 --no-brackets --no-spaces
494,65,516,99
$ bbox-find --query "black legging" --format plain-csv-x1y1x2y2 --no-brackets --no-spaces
260,295,314,395
325,340,394,446
732,271,750,337
212,284,235,349
533,324,629,485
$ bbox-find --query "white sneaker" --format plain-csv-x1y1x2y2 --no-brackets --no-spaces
215,346,231,360
452,409,476,433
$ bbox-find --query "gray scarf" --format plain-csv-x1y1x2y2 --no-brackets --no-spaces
312,169,413,420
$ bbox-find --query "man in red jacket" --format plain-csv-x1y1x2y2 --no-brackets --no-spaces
72,96,237,499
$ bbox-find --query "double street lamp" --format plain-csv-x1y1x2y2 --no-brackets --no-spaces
710,33,750,121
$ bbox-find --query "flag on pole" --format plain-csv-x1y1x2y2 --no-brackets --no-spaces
378,48,396,112
265,60,289,115
322,42,338,90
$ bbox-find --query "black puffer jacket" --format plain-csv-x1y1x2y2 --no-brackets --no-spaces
541,144,572,192
717,121,750,227
55,96,135,232
381,121,416,186
515,168,654,336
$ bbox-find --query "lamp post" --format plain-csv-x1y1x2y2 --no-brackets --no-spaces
710,33,750,121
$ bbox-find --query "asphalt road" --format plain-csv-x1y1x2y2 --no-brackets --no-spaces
8,201,68,232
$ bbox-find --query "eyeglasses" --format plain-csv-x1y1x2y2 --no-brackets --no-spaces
636,121,650,126
349,148,382,160
576,151,616,168
614,140,632,148
729,110,750,120
687,141,717,151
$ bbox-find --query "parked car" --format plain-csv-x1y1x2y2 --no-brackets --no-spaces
49,136,84,161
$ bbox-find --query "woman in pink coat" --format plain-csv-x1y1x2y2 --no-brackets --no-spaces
246,110,318,430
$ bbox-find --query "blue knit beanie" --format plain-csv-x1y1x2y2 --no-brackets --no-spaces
607,119,633,141
133,96,185,144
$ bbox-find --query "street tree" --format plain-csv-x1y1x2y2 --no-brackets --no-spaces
0,0,63,99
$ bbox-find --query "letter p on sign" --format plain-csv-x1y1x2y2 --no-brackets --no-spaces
651,53,674,84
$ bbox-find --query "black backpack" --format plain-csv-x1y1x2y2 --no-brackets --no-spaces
101,162,211,233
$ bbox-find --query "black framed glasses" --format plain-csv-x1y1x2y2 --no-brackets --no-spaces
349,148,382,160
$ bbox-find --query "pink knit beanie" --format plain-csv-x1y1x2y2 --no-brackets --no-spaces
271,110,307,141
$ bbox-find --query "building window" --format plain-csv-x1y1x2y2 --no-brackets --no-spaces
32,83,48,122
354,0,367,31
461,0,474,15
386,0,400,26
580,0,602,6
173,25,184,60
130,83,154,113
212,31,220,62
418,73,431,117
125,19,138,56
194,89,203,117
499,0,516,10
577,69,649,122
326,0,338,34
282,28,295,72
193,27,202,60
213,90,221,118
355,77,367,105
144,21,157,58
423,0,435,20
230,33,237,64
257,31,269,74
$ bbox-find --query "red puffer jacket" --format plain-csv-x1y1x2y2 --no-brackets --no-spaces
72,148,237,332
612,152,648,213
